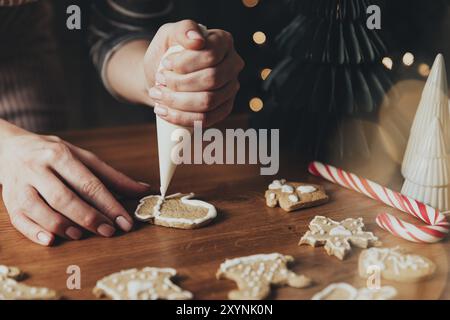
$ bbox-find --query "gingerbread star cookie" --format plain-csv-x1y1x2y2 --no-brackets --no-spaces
0,266,59,300
135,193,217,229
265,179,328,212
216,253,312,300
312,282,397,300
359,247,436,283
93,267,193,300
299,216,379,260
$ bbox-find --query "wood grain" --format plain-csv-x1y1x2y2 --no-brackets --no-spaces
0,116,449,300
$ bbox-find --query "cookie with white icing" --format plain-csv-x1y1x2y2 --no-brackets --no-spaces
359,247,436,283
135,193,217,229
312,282,397,300
299,216,379,260
0,265,23,280
93,267,193,300
0,277,59,300
216,253,312,300
265,179,328,212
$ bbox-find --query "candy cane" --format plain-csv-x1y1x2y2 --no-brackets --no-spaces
308,161,450,243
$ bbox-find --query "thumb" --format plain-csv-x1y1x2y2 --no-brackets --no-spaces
168,19,205,50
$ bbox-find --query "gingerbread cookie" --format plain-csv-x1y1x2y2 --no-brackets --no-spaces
216,253,312,300
0,265,23,280
93,267,193,300
312,282,397,300
135,193,217,229
265,179,328,212
359,247,436,283
299,216,379,260
0,277,59,300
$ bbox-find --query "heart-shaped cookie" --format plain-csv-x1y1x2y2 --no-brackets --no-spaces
134,193,217,229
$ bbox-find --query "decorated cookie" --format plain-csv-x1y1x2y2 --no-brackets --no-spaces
299,216,379,260
265,179,328,212
0,265,23,280
312,282,397,300
216,253,312,300
359,247,436,283
135,193,217,229
93,267,193,300
0,277,59,300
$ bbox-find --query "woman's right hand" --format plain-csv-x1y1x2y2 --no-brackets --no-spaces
0,125,150,246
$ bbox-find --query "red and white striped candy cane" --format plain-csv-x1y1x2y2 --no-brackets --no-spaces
308,161,450,243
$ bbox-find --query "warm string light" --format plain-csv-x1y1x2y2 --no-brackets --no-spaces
260,68,272,80
402,52,415,66
418,63,431,77
253,31,266,45
242,0,259,8
249,97,264,112
382,57,393,70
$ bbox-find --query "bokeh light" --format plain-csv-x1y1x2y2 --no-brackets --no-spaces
260,68,272,80
402,52,415,66
253,31,266,45
418,63,431,77
249,97,264,112
382,57,393,70
242,0,259,8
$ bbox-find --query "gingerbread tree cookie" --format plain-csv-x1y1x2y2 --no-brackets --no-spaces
299,216,379,260
135,193,217,229
265,179,328,212
93,267,193,300
312,282,397,300
0,266,59,300
216,253,312,300
359,247,436,283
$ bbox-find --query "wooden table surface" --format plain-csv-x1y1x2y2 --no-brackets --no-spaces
0,116,449,300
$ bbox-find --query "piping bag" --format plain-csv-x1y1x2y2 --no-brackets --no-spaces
153,24,208,197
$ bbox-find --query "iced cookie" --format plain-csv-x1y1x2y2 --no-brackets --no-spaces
93,267,193,300
299,216,379,260
0,277,59,300
265,179,328,212
135,193,217,229
216,253,312,300
0,265,23,280
359,247,436,283
312,282,397,300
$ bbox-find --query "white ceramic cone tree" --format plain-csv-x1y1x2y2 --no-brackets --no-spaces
401,54,450,211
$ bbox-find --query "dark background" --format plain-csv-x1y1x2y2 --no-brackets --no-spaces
51,0,450,130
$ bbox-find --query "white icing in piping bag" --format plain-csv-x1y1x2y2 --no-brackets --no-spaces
153,25,208,197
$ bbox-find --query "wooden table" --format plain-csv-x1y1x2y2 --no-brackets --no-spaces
0,116,449,300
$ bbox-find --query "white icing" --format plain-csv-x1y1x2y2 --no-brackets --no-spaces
329,225,352,237
219,253,286,272
281,185,294,193
268,179,284,190
269,193,276,200
0,266,9,275
127,280,156,300
312,283,358,300
297,185,316,193
312,283,396,300
288,195,299,202
135,193,217,225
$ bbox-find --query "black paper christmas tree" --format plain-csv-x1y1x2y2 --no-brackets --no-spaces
257,0,393,159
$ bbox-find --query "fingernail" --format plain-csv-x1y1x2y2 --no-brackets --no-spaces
116,216,133,232
186,30,203,40
65,227,82,240
138,181,151,187
148,87,162,99
154,106,168,116
155,72,166,85
97,224,115,237
37,231,52,245
162,58,172,70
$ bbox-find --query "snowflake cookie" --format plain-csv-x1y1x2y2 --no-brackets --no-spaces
216,253,312,300
265,179,328,212
135,193,217,229
359,247,436,283
93,267,193,300
299,216,379,260
312,282,397,300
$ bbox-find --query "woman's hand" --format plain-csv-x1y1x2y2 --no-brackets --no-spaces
0,125,150,246
145,20,244,127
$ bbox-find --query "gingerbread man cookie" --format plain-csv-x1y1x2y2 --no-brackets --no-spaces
299,216,379,260
216,253,312,300
0,266,59,300
93,267,193,300
135,193,217,229
265,179,328,212
359,247,436,283
312,282,397,300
